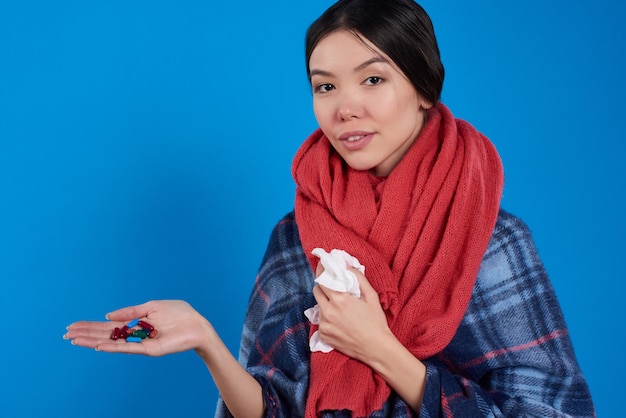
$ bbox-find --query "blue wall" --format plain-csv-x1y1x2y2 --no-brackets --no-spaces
1,1,623,416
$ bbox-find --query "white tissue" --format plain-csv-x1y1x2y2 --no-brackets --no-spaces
304,248,365,353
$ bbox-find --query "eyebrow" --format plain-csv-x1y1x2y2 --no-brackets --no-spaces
309,56,390,78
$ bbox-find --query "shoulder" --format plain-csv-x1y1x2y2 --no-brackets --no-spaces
264,211,300,251
257,211,315,296
471,208,557,317
490,208,534,249
480,208,543,275
261,211,306,268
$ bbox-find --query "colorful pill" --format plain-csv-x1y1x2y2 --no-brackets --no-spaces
148,329,158,338
120,325,133,338
110,327,121,340
127,318,140,328
131,329,148,339
138,320,154,331
126,337,142,343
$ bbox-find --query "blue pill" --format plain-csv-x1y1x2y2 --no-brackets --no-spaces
126,336,142,343
127,318,140,328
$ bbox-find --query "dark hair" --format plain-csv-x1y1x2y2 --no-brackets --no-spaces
305,0,444,104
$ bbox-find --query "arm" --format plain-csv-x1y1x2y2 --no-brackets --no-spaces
65,300,265,418
194,319,265,418
215,213,317,418
66,213,312,418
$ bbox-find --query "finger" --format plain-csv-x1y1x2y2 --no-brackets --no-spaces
69,335,114,349
94,340,151,355
312,285,329,304
105,301,154,322
348,267,378,298
315,261,325,277
314,284,345,306
64,326,113,341
319,284,342,301
66,320,124,331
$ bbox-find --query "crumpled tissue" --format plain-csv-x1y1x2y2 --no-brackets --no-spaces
304,248,365,353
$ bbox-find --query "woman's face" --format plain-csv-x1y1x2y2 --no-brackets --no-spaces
309,30,431,177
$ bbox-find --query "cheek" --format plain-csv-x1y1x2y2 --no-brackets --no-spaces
382,89,411,110
381,95,419,129
366,90,402,119
313,101,334,130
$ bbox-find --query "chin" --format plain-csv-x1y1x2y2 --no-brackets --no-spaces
344,160,376,173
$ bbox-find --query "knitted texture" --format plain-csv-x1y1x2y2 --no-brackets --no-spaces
214,211,595,417
292,104,504,416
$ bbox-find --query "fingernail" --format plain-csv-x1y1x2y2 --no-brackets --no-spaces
105,313,111,320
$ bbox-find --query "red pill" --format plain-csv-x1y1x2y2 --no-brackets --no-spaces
110,327,121,340
138,320,154,331
148,329,158,338
119,325,132,338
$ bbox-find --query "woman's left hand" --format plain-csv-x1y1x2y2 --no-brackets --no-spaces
312,267,395,363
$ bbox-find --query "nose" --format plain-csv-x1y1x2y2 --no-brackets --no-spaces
337,90,362,121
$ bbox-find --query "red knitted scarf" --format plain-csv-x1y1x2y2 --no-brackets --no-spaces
292,103,504,417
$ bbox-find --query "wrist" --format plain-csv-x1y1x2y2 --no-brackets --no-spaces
367,330,426,411
366,328,402,373
193,319,221,361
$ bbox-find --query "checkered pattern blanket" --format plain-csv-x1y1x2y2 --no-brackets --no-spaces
215,209,594,417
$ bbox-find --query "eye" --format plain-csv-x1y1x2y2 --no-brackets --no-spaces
364,76,384,85
314,83,335,94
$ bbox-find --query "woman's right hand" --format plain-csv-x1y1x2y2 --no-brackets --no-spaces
64,300,215,357
67,300,265,417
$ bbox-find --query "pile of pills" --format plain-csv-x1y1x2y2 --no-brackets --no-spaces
110,318,158,343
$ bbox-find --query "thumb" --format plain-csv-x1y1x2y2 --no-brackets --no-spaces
105,301,154,321
349,267,379,300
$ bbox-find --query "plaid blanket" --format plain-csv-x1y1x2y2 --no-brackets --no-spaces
215,209,594,417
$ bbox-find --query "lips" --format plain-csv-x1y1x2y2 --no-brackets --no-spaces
338,131,373,151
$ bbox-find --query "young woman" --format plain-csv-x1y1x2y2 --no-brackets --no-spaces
65,0,595,416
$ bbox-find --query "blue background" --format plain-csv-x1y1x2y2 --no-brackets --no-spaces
1,1,623,416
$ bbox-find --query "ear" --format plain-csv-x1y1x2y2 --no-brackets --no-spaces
419,98,433,111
